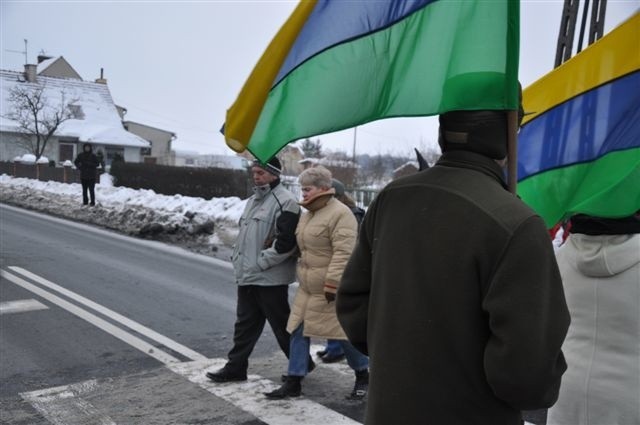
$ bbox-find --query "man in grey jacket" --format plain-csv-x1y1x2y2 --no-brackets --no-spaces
207,157,301,382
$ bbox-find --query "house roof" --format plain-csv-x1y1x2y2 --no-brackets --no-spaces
123,120,176,138
0,69,149,148
37,56,83,80
393,161,419,174
37,57,58,74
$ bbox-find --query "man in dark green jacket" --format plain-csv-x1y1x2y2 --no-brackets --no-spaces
337,110,570,425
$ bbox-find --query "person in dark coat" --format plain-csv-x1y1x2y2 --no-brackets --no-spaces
74,143,100,206
336,109,571,425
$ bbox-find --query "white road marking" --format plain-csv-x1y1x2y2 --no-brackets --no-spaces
21,379,116,425
8,266,206,361
0,298,48,315
1,270,180,364
3,266,362,423
170,359,362,425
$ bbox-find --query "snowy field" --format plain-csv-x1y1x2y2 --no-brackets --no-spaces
0,174,247,260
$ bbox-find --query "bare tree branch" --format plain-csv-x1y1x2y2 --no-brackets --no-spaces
2,84,77,160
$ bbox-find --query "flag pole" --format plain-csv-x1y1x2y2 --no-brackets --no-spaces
507,110,519,194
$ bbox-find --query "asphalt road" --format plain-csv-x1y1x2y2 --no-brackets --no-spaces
0,203,545,425
0,204,366,424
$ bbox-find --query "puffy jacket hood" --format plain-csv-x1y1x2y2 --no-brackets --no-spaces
570,233,640,277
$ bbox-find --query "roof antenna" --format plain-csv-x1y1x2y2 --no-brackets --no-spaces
5,39,28,64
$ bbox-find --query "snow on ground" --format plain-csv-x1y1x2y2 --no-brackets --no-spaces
0,174,247,260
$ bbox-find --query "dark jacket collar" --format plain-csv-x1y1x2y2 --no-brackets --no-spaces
436,150,508,190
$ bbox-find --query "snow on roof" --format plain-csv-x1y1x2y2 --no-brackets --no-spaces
298,158,320,164
0,69,149,148
318,157,360,169
36,58,58,74
393,161,419,173
282,144,304,156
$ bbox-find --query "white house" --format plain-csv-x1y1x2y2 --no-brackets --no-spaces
123,121,176,165
0,57,149,165
195,154,250,170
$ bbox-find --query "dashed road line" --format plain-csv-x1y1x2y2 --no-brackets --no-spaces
1,269,180,364
4,267,364,424
0,298,48,315
8,266,207,361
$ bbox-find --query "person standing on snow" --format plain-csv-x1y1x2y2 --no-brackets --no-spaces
547,213,640,425
337,108,570,424
206,157,302,383
74,143,100,206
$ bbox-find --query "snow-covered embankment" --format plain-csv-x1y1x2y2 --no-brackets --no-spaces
0,174,246,260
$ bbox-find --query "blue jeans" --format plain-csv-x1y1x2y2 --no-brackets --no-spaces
288,324,369,377
325,339,345,356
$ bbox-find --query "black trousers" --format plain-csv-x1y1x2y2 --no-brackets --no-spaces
226,285,291,374
81,178,96,205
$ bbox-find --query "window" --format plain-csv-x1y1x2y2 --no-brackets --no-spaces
106,147,125,165
68,104,85,120
59,143,75,163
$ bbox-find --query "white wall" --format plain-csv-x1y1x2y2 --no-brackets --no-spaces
0,132,58,161
124,146,142,163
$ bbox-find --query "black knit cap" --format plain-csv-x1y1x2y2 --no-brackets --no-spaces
570,213,640,235
438,110,509,159
438,76,524,160
252,157,282,176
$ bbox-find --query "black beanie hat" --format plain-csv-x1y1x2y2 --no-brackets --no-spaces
570,213,640,235
252,157,282,176
438,77,524,160
438,110,509,159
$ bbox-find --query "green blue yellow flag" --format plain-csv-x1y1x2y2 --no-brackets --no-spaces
224,0,520,162
518,12,640,227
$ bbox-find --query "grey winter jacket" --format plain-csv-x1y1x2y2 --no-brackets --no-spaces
231,182,300,286
548,233,640,425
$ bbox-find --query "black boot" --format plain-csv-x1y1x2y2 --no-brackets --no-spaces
205,366,247,383
265,376,302,399
347,369,369,400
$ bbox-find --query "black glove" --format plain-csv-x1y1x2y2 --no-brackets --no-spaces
324,292,336,303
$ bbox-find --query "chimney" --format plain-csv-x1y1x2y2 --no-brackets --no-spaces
95,67,107,84
24,64,37,82
37,55,53,64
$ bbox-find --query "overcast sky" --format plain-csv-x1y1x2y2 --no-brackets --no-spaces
1,1,637,158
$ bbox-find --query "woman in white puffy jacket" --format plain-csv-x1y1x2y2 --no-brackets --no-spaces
547,213,640,425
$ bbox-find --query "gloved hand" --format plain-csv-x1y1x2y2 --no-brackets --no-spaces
324,291,336,303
